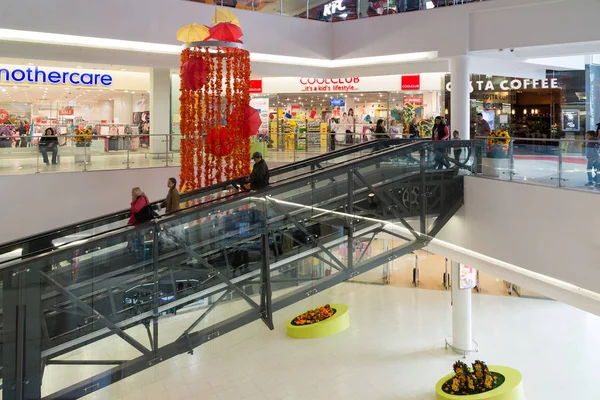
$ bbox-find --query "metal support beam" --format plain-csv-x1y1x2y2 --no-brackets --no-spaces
259,201,274,330
164,232,261,313
179,290,230,339
267,199,347,271
39,271,151,357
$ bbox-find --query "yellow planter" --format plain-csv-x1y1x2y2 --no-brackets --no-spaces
286,304,349,339
435,366,525,400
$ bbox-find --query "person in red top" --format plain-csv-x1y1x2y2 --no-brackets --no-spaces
431,116,450,169
128,187,151,225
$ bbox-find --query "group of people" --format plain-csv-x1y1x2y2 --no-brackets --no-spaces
0,122,29,148
128,152,270,225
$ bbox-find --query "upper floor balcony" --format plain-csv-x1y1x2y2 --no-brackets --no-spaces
186,0,488,23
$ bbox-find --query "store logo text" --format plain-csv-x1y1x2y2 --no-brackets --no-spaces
446,78,558,92
0,66,113,87
323,0,346,17
300,77,359,92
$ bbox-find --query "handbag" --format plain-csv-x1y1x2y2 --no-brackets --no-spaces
134,197,155,223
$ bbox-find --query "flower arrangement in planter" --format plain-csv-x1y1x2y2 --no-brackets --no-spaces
74,127,92,147
291,304,335,326
486,130,511,158
441,360,502,396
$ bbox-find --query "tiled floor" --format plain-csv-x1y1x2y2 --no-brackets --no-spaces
63,282,600,400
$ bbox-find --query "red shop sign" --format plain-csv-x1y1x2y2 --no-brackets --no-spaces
249,79,263,93
401,75,421,90
0,109,9,124
403,96,423,104
59,106,75,116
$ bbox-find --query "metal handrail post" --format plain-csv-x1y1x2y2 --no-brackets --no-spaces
557,139,563,187
508,139,514,181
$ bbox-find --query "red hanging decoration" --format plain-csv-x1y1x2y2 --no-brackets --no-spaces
206,127,234,158
179,43,251,188
209,22,243,43
181,57,208,91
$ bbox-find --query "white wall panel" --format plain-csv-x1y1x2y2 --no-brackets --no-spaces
0,167,180,243
437,177,600,294
0,0,331,60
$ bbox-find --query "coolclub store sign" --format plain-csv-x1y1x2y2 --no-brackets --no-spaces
259,73,444,94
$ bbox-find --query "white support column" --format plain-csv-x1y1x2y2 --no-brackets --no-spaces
450,56,471,140
149,68,171,157
449,260,474,355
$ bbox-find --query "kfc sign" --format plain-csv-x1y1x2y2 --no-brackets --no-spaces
401,75,420,90
249,79,263,93
299,77,360,92
323,0,346,17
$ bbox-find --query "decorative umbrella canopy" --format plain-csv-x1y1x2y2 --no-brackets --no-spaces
212,8,241,27
209,22,243,43
176,24,210,43
243,106,262,137
181,57,208,91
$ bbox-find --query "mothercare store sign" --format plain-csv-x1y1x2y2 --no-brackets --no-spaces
0,64,150,91
259,73,444,94
0,66,112,86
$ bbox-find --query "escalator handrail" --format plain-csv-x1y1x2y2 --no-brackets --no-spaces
3,139,469,272
0,140,387,255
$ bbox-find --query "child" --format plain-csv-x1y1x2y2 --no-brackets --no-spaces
452,130,462,163
585,130,599,187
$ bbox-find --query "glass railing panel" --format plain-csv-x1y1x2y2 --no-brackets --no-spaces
472,137,599,193
0,224,156,398
0,134,180,176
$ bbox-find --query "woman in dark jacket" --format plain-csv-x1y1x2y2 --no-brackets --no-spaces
431,117,450,169
374,119,390,139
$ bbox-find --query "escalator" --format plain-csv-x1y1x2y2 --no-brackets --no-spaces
0,140,394,267
1,139,471,399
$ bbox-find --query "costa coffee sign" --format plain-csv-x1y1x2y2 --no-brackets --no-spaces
446,78,559,92
300,77,360,92
401,75,420,90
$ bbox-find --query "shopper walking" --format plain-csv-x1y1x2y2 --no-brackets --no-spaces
452,130,462,163
409,117,420,138
247,152,270,190
431,116,450,169
39,128,59,165
374,119,390,139
474,113,491,173
18,122,28,147
128,187,153,225
162,177,181,214
584,130,599,187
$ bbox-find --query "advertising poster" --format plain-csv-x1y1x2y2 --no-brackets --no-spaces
562,110,580,132
459,264,478,289
249,97,270,134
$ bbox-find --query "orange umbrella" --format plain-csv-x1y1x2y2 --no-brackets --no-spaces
176,24,210,43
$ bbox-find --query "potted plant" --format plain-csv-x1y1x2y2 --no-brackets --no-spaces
435,360,525,400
